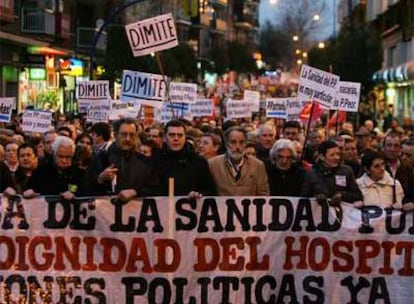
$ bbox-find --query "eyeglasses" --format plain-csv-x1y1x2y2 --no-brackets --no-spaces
167,133,185,139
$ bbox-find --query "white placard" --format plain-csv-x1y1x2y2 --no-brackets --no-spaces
0,97,15,122
76,80,110,99
77,100,91,113
226,99,252,119
333,81,361,112
22,110,52,133
125,13,178,57
87,99,111,123
121,70,167,103
109,100,139,120
266,98,288,119
156,102,193,123
170,82,197,103
191,99,214,117
286,99,308,122
244,90,260,112
298,64,340,108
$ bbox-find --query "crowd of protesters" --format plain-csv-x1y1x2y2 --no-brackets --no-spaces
0,101,413,212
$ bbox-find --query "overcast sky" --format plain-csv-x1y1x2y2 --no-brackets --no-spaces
259,0,338,41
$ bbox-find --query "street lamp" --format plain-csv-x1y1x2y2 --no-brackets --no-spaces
296,59,303,65
318,42,325,49
313,14,320,21
295,49,301,55
302,52,308,58
292,35,299,42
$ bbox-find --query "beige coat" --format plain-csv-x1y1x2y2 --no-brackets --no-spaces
357,171,404,208
208,155,270,196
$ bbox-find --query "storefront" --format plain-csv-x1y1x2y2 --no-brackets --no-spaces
373,60,414,122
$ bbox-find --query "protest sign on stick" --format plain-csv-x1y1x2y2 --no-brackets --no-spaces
22,110,52,133
125,13,178,57
0,97,15,122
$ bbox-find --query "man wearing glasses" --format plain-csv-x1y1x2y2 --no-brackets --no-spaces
97,118,160,201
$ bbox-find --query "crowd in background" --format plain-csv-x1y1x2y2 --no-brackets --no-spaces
0,73,413,212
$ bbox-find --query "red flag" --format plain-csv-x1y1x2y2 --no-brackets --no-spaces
328,110,347,128
299,101,325,124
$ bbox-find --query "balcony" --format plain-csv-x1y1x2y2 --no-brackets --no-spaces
77,27,107,51
20,7,55,36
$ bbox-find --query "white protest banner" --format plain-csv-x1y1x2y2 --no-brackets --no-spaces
244,89,260,112
2,195,413,303
226,99,252,119
156,102,193,123
170,82,197,103
0,97,15,122
87,99,111,123
286,99,308,121
191,99,214,117
22,110,52,133
266,98,288,119
333,81,361,112
77,100,91,113
125,13,178,57
109,100,139,120
298,64,340,108
121,70,167,105
76,80,110,100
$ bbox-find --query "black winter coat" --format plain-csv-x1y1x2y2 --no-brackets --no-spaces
301,161,363,203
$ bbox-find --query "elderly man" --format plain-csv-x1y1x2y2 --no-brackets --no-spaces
97,118,160,201
255,122,277,162
28,136,77,198
209,126,269,196
382,131,414,209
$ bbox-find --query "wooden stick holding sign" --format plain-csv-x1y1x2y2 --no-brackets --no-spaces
155,52,176,119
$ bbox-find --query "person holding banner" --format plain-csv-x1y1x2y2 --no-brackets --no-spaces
209,126,269,196
266,139,306,196
357,150,403,209
97,118,160,201
28,136,77,200
154,120,216,198
301,141,363,206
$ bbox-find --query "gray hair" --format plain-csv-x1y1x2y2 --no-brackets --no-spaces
257,122,276,137
52,136,75,156
269,139,297,164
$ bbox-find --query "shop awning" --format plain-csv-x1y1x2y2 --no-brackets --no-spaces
373,60,414,83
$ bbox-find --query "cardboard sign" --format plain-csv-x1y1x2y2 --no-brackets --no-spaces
170,82,197,103
244,90,260,112
332,81,361,112
77,100,91,114
76,80,110,99
156,102,193,123
109,100,139,120
121,70,167,104
226,99,252,119
0,97,15,122
266,98,288,119
22,110,52,133
286,99,308,121
191,99,214,117
125,13,178,57
87,99,111,123
298,65,340,108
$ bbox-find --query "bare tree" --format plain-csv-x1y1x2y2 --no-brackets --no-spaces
275,0,328,48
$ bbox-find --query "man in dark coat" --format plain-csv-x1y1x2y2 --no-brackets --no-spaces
97,118,160,201
154,120,216,197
